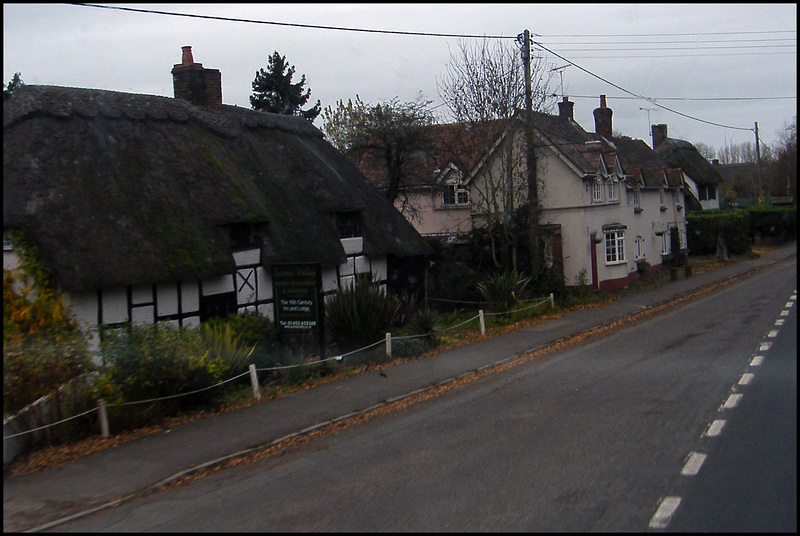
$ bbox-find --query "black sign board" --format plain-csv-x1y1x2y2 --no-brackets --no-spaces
272,264,320,331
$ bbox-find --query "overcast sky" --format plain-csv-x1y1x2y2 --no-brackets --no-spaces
4,3,796,153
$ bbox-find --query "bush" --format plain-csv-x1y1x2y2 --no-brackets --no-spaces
686,209,751,256
325,274,400,353
746,206,797,241
477,270,531,313
96,324,232,428
407,307,443,348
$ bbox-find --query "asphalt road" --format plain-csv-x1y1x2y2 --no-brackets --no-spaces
49,257,797,532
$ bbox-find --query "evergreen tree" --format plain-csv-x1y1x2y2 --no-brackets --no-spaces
250,52,321,121
4,72,24,101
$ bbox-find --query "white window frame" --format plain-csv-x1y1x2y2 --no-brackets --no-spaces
592,177,604,203
604,228,626,264
607,178,619,201
634,235,645,260
443,183,469,207
660,232,671,255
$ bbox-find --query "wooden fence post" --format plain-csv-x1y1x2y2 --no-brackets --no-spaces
97,399,109,438
479,310,486,335
249,364,261,399
385,332,392,358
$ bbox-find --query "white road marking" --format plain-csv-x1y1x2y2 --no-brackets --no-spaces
681,452,707,476
768,330,779,338
775,319,785,326
739,373,754,385
649,496,682,529
781,310,790,316
705,419,726,437
721,393,743,409
786,302,794,308
750,355,764,367
759,342,772,352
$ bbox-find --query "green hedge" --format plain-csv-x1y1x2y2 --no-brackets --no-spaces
687,207,797,255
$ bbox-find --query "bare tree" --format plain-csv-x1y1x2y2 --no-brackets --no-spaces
322,95,435,218
437,38,553,271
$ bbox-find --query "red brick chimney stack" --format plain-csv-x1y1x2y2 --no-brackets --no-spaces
652,124,668,149
172,46,222,109
558,96,574,121
593,94,613,139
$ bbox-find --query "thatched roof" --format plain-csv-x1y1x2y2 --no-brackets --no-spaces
4,85,430,292
655,138,723,186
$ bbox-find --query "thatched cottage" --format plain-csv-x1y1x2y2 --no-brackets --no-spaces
3,47,430,340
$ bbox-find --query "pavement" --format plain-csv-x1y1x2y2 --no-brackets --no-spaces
3,241,796,532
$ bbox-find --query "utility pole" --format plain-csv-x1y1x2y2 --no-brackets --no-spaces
755,122,763,205
518,29,541,277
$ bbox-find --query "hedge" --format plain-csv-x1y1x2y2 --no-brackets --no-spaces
686,206,797,255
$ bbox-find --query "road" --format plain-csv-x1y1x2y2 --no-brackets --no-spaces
50,258,796,532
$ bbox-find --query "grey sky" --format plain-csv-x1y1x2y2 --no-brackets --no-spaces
3,3,796,152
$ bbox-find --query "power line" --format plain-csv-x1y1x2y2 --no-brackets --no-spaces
70,3,516,39
531,40,756,132
562,95,796,102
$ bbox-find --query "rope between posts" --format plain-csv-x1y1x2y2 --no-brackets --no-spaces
3,406,99,439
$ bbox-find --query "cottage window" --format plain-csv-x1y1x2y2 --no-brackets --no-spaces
660,231,671,255
628,187,639,206
229,223,264,250
592,178,604,203
443,184,469,206
634,235,645,260
336,211,362,238
604,228,626,264
607,178,619,201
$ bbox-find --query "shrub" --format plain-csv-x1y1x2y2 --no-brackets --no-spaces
686,209,751,256
96,324,228,428
477,270,531,313
407,307,443,348
325,274,400,353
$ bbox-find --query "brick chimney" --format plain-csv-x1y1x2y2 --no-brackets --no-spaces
652,124,668,149
593,95,613,139
558,96,574,121
172,46,222,109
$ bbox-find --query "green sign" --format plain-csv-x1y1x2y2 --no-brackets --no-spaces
272,264,320,330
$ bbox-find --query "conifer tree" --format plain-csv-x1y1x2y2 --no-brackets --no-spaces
250,52,320,121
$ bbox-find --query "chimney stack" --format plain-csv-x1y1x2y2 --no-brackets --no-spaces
558,96,574,121
171,46,222,109
652,124,668,149
593,94,613,139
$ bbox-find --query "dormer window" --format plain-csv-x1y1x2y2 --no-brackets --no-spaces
229,222,264,250
335,211,362,238
592,177,604,203
607,177,619,201
443,184,469,206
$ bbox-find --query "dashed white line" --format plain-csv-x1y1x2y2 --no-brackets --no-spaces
681,452,707,476
775,319,785,326
738,373,754,385
650,496,682,529
705,419,726,437
786,302,794,308
768,330,779,338
780,310,790,316
750,355,765,367
759,342,772,352
721,393,743,409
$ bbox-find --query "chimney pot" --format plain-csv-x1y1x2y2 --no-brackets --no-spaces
600,94,607,108
181,46,194,65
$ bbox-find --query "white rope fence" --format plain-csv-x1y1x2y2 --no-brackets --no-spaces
4,293,554,443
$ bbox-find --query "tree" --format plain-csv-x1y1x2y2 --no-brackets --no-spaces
4,72,24,101
437,38,553,272
250,52,320,121
322,94,436,215
769,116,797,198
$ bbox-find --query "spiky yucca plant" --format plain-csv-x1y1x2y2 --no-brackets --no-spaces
325,274,400,352
477,270,532,313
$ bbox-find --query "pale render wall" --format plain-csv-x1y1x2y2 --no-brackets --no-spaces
395,189,472,237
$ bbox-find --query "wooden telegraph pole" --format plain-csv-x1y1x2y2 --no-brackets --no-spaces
519,29,541,277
